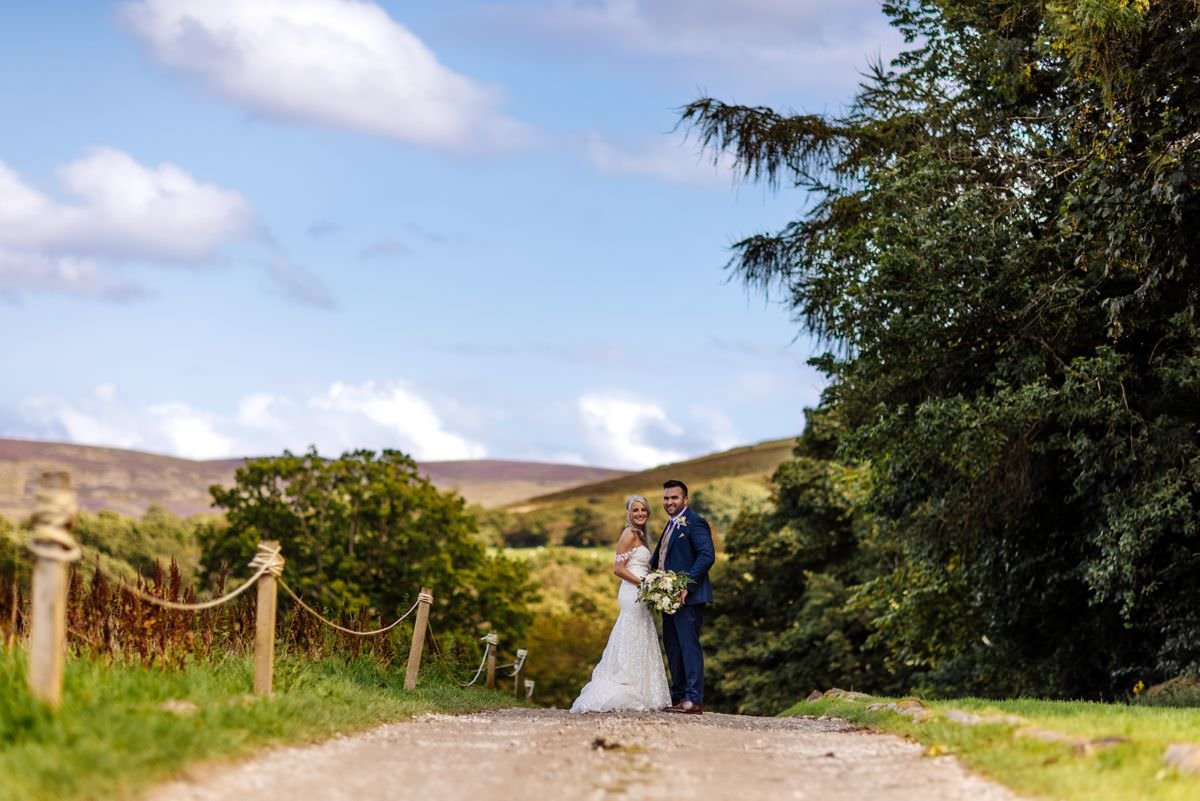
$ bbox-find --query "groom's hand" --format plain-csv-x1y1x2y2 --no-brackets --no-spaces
679,589,688,605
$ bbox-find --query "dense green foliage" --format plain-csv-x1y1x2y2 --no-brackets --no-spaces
519,547,620,707
561,506,606,547
203,448,537,648
73,507,204,582
685,0,1200,702
703,411,908,713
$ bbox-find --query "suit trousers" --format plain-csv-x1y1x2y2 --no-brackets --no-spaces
662,603,704,704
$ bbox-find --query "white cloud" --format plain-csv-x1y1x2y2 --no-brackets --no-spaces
147,402,234,459
9,381,486,462
122,0,531,152
579,393,687,469
0,149,256,264
18,393,141,452
585,132,739,186
0,150,341,306
486,0,902,91
236,393,286,430
0,150,257,301
0,248,145,302
310,381,486,460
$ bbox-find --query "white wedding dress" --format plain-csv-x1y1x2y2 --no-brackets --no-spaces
570,544,671,713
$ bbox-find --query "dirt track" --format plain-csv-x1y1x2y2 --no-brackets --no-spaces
146,708,1022,801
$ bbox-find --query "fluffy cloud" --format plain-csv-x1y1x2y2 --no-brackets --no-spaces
0,150,256,263
0,150,257,301
309,382,486,460
578,393,689,469
122,0,530,151
12,381,485,462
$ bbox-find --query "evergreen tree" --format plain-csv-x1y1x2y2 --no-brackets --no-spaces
683,0,1200,696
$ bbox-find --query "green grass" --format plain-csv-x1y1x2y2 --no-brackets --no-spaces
790,695,1200,801
0,648,521,801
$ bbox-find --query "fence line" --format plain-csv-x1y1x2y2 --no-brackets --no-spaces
278,579,423,636
17,470,529,707
109,542,283,611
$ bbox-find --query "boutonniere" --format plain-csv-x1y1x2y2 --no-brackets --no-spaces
675,517,688,530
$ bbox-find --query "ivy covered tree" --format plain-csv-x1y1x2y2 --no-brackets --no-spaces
703,410,908,714
202,448,536,645
685,0,1200,696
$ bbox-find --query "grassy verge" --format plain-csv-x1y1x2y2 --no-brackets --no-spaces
0,649,520,801
789,695,1200,801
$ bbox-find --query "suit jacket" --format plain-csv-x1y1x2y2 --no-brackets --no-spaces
650,506,714,605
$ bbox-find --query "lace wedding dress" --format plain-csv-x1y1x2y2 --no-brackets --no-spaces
570,544,671,713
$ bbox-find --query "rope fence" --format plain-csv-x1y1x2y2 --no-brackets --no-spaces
278,580,423,637
16,471,532,707
111,542,283,612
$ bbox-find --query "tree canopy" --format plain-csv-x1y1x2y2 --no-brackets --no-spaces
686,0,1200,700
203,448,536,645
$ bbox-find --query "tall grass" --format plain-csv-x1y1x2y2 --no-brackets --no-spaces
1,559,420,666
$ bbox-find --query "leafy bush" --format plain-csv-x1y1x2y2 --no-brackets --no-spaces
203,448,537,647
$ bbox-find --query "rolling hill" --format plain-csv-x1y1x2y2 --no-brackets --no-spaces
0,438,628,520
509,436,796,511
502,436,799,540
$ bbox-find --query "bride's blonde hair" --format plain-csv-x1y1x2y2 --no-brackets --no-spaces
624,495,651,545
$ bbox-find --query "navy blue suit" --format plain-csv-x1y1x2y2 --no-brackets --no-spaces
650,507,714,704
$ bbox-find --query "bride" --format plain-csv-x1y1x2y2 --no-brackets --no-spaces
570,495,671,713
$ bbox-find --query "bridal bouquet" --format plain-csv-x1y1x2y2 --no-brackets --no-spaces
637,570,693,614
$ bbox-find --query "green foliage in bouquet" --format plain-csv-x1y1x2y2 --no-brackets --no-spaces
637,569,693,614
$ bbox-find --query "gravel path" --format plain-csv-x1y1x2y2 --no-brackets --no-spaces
145,708,1023,801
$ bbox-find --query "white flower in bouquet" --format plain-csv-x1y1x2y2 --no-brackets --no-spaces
637,569,693,614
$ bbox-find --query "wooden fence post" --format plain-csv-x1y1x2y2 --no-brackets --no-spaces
26,472,80,708
485,632,498,689
513,648,528,699
404,587,433,690
253,540,281,697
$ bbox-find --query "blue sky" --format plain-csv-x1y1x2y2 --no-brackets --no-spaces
0,0,902,469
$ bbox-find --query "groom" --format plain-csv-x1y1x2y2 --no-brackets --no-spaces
651,479,714,715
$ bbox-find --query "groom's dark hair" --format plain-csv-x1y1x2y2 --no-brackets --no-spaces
662,479,688,497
